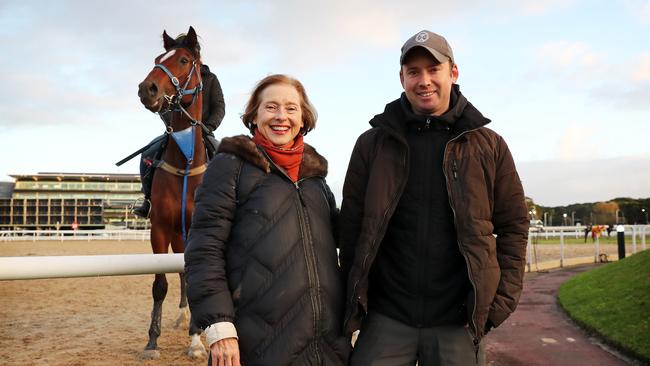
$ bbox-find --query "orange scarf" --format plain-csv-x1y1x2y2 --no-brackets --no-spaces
252,130,304,182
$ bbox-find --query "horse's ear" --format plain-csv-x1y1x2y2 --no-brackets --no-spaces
186,26,198,50
162,30,175,51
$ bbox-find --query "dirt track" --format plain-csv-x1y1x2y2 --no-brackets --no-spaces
0,241,199,366
0,240,643,365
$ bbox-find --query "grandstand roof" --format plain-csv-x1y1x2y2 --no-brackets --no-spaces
9,172,140,183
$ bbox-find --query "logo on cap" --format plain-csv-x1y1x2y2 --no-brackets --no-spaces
415,32,429,43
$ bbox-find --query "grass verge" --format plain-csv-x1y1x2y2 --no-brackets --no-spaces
558,250,650,363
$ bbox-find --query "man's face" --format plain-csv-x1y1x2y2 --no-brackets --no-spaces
400,48,459,116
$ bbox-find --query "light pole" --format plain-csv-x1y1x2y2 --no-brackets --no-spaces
615,209,620,224
563,213,568,226
544,212,548,227
643,208,648,224
571,211,575,226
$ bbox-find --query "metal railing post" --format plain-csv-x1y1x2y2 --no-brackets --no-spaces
594,235,600,263
560,230,564,268
527,233,533,272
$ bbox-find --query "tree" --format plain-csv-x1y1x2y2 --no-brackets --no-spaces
592,201,619,224
525,197,541,221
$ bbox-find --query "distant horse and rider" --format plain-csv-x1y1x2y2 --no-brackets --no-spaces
118,26,220,359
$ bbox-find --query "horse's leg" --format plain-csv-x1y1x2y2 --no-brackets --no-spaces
148,273,168,344
171,234,207,359
182,273,202,338
174,272,190,328
142,227,169,359
187,313,206,358
177,271,206,358
142,273,168,357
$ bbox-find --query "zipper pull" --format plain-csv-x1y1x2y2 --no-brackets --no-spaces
452,160,458,180
425,117,431,129
295,182,307,206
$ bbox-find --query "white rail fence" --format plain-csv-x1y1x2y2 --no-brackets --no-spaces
526,224,648,272
0,253,184,280
0,226,647,280
0,229,150,242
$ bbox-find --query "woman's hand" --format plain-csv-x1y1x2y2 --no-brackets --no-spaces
210,337,241,366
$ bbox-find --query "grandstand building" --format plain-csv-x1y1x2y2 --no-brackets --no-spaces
0,173,148,230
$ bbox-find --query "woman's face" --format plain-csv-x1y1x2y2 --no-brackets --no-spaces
254,83,304,147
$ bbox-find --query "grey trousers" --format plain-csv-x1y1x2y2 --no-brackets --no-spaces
350,311,485,366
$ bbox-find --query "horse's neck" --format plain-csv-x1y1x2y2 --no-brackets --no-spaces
163,103,205,168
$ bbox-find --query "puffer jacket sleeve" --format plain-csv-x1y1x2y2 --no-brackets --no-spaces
339,134,371,277
489,136,530,329
323,179,340,248
185,153,240,329
202,71,226,132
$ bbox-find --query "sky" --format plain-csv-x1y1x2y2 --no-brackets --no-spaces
1,0,649,207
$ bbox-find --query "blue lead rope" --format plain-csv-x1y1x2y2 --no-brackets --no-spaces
170,126,196,243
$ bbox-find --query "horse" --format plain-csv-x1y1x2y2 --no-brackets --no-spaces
137,26,207,360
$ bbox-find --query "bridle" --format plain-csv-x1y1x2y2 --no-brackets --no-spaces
154,50,203,132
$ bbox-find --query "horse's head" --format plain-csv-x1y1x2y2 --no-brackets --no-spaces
138,26,203,114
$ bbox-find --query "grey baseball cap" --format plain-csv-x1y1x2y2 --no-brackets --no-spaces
400,30,454,65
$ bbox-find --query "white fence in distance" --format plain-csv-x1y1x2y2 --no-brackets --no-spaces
0,229,150,242
526,224,648,272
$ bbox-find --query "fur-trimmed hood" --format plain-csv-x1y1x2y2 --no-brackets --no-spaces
217,135,328,179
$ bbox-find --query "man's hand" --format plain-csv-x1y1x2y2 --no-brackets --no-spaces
210,337,241,366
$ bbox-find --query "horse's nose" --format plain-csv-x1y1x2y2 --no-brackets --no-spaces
138,81,158,99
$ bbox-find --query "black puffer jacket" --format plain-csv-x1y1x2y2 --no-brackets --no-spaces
185,135,350,366
200,64,225,132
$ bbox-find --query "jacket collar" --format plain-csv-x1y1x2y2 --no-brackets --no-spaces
370,84,490,138
217,135,328,179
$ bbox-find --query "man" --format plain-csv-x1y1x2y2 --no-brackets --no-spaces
339,30,529,365
133,34,225,218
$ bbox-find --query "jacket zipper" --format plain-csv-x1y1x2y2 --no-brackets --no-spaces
259,148,323,361
295,183,322,363
443,127,483,351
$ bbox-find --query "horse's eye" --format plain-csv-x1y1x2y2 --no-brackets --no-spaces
180,57,189,64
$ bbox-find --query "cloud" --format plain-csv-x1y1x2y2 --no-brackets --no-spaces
555,125,607,161
535,41,603,81
630,53,650,82
625,0,650,23
516,0,576,15
530,41,650,110
518,155,650,206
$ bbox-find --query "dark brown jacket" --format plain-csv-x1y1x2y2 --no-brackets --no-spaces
185,135,350,365
339,87,529,344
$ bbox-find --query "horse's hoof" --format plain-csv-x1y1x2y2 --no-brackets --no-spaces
175,306,190,328
140,349,161,360
187,343,207,358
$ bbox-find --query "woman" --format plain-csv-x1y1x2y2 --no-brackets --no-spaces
185,74,350,366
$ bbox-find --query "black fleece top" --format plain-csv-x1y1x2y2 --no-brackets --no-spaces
368,86,472,327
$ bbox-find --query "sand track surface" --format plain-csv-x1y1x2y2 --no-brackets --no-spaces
1,241,200,366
